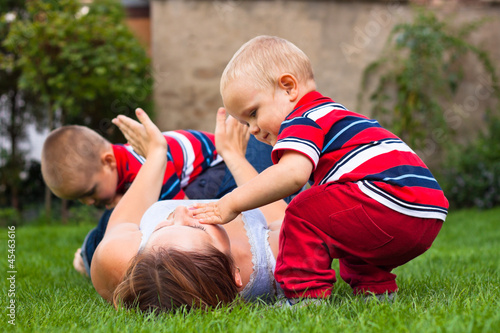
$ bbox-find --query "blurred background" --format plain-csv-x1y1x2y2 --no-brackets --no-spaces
1,0,499,226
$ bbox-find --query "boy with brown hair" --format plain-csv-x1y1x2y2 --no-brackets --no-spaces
42,125,223,206
192,35,449,304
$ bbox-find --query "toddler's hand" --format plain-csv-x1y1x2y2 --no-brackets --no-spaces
215,108,250,160
112,108,167,158
190,199,239,225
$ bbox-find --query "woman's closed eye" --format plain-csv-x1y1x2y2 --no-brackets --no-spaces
190,225,207,232
154,224,206,234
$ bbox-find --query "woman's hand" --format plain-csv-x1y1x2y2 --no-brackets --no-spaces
214,107,256,187
112,108,167,158
104,108,168,231
215,108,249,161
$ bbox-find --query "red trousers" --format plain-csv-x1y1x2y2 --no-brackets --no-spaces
275,182,443,298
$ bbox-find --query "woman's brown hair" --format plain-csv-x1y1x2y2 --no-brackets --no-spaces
113,245,239,313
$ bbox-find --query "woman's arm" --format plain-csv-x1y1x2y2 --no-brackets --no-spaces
91,109,167,300
192,150,312,225
105,109,167,232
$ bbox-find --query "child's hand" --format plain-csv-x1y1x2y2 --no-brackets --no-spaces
190,198,239,225
112,108,167,158
215,108,250,161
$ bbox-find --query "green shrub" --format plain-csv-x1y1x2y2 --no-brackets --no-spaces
358,7,499,154
440,114,500,209
68,203,102,225
0,207,20,227
27,201,102,226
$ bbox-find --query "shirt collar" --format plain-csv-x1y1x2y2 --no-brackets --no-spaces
286,91,325,119
112,145,128,193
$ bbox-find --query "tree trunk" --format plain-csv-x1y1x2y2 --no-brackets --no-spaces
44,101,54,220
9,90,19,211
59,110,67,223
44,186,52,219
11,186,19,211
61,199,68,224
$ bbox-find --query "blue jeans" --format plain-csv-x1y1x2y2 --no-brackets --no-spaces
216,135,274,197
81,209,112,276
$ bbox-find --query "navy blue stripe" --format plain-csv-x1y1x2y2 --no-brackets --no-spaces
160,177,182,199
323,117,382,152
365,166,442,190
320,138,403,185
320,140,383,185
363,181,448,214
331,103,348,111
279,116,321,134
187,130,216,169
277,137,321,157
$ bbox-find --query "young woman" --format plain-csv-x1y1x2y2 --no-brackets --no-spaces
90,108,287,312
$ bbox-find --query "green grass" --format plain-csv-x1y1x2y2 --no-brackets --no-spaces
1,208,500,332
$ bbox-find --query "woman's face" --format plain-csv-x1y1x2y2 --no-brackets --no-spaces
146,206,231,254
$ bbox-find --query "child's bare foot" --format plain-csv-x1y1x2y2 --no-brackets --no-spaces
73,248,88,277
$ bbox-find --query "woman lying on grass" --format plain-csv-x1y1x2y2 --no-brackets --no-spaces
91,108,287,312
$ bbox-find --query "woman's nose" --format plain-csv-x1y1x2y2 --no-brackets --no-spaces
172,206,191,225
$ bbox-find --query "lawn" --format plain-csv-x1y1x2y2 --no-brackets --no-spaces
1,207,499,332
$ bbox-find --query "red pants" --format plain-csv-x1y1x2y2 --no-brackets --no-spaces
275,182,443,298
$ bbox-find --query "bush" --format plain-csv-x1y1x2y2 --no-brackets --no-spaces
68,203,103,225
0,207,20,227
28,201,103,226
440,114,500,209
358,7,499,156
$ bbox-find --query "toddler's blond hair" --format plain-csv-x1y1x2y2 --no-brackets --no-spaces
220,35,316,94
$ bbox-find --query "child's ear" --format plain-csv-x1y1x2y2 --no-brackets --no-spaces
278,74,299,101
101,151,117,170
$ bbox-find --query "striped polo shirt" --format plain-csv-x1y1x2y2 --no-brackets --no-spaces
113,130,222,200
272,91,448,221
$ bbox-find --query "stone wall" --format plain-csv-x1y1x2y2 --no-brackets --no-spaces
151,0,499,160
